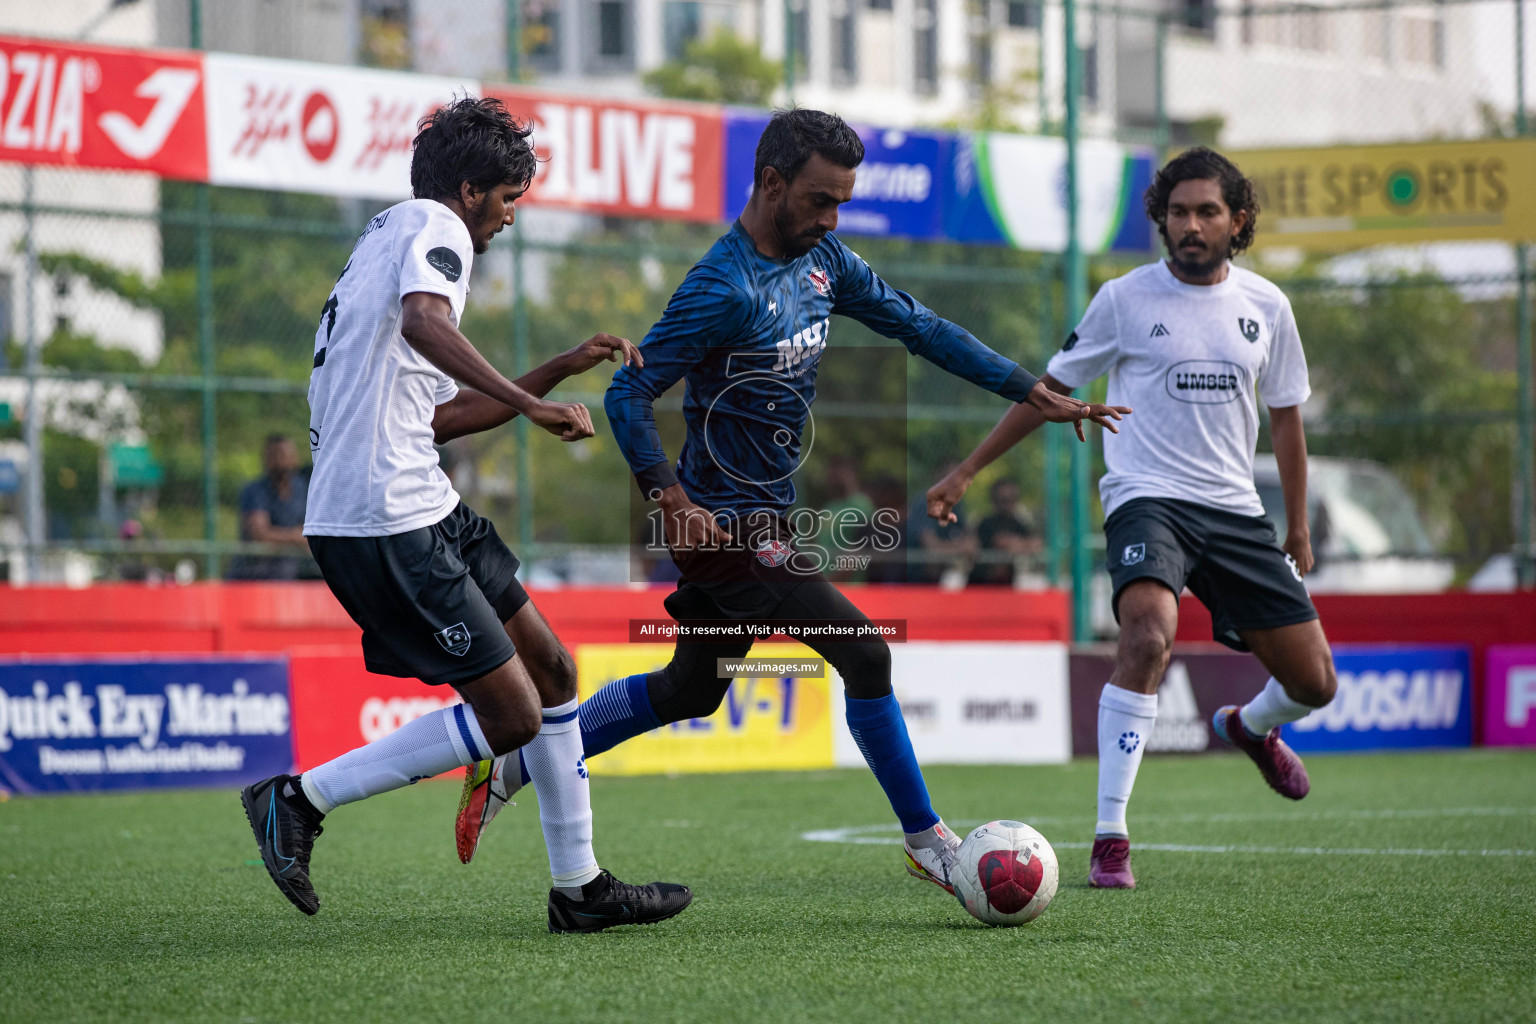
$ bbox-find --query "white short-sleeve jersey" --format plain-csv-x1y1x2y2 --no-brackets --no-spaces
304,199,472,536
1046,260,1310,519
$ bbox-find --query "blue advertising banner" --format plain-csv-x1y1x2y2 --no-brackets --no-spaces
724,113,949,240
1282,645,1472,752
722,112,1156,254
0,657,294,795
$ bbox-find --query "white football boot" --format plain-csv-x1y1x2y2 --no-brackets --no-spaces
455,753,524,864
903,820,962,894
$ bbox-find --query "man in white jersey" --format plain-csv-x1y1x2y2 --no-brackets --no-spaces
240,97,693,932
927,148,1338,889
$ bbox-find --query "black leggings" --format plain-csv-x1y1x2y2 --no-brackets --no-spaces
645,580,892,724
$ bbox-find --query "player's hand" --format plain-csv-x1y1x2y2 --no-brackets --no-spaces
657,486,733,552
527,399,594,441
1283,528,1314,577
1026,384,1132,442
926,468,974,526
563,332,643,375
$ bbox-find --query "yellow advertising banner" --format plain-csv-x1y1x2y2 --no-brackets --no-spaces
574,644,836,776
1234,138,1536,249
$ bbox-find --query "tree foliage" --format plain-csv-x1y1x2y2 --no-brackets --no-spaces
642,29,781,105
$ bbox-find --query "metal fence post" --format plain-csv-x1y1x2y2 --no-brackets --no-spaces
189,0,218,578
1154,12,1169,154
512,222,533,553
1063,0,1092,640
1043,265,1063,585
505,0,522,81
784,0,797,104
21,167,41,582
1516,0,1534,588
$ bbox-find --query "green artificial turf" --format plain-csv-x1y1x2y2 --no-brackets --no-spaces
1,750,1532,1024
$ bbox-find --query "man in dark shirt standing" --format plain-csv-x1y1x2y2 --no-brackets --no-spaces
970,477,1039,585
227,434,309,580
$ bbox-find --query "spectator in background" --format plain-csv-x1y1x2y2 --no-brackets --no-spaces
821,456,873,581
862,473,909,583
906,461,977,585
970,477,1041,585
226,434,310,580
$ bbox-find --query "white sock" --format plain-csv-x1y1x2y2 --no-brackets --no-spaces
522,697,600,892
1239,677,1316,737
301,702,492,814
1096,683,1159,839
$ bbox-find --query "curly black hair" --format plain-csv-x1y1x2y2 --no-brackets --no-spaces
411,95,538,202
1144,147,1259,256
753,108,865,190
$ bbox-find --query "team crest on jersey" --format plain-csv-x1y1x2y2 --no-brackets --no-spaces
434,621,472,656
808,267,830,296
755,538,793,567
1238,317,1260,343
1122,543,1146,566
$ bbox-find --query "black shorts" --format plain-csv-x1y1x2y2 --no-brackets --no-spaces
1104,496,1317,652
309,502,531,686
669,511,827,620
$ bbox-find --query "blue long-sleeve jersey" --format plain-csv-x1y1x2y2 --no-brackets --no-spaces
605,221,1040,517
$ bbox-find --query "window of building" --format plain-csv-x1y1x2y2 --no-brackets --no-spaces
358,0,412,68
1178,0,1216,39
788,0,811,74
969,0,994,89
1006,1,1040,29
663,0,701,61
598,0,629,57
914,0,938,93
522,0,562,71
832,0,859,84
1080,40,1098,106
868,0,893,12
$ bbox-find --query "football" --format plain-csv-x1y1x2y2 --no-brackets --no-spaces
952,820,1059,926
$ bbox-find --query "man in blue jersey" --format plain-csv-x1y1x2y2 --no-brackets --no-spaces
456,109,1128,893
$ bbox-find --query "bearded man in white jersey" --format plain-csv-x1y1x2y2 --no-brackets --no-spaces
927,148,1338,889
240,97,693,931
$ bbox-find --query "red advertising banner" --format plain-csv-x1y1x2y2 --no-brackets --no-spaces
483,84,724,222
0,35,206,180
287,650,461,772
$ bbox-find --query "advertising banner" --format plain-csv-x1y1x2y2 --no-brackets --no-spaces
945,134,1156,253
1481,645,1536,748
836,643,1070,766
1069,649,1271,757
0,35,207,180
0,657,292,795
487,85,724,222
1071,645,1472,756
287,652,460,771
575,643,835,776
1284,646,1472,752
204,52,475,198
724,113,947,239
1237,138,1536,249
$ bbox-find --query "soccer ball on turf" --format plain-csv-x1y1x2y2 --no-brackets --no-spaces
952,820,1059,926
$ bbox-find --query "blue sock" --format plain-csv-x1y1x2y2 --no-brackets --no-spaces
578,673,662,758
845,693,939,834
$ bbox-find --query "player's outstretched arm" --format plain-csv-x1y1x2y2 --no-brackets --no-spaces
401,291,594,442
432,333,642,443
1269,404,1313,575
926,375,1129,524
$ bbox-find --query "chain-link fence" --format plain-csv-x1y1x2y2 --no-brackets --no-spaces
0,0,1530,630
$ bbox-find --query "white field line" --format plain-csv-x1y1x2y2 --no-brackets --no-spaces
802,807,1536,857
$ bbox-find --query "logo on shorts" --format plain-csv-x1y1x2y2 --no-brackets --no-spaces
577,757,588,779
1122,543,1146,566
434,622,472,657
1118,731,1142,753
1285,553,1304,582
755,538,793,567
1238,317,1261,343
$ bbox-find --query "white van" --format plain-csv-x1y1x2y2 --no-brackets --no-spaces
1252,454,1454,593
